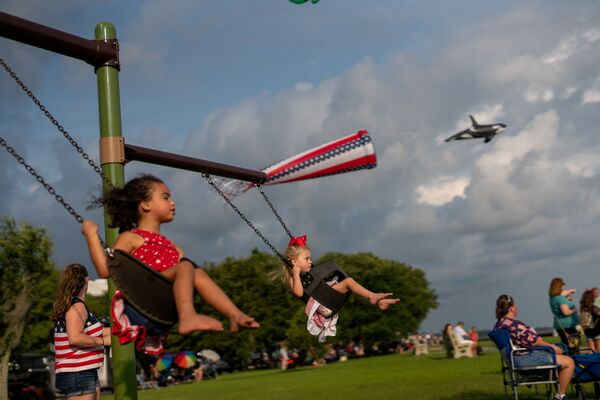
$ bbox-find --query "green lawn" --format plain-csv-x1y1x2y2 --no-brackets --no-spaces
102,344,592,400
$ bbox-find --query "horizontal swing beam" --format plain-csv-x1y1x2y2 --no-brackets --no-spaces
0,11,117,68
124,143,267,184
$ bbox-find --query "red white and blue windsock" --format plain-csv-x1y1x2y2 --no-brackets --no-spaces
215,129,377,197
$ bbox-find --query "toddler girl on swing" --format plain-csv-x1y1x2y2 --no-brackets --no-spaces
82,174,259,342
281,235,399,342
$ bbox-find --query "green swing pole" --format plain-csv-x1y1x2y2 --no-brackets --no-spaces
94,22,137,400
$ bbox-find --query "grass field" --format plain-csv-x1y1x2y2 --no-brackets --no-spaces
102,342,578,400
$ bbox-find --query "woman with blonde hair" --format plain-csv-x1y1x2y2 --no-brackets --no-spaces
52,264,110,399
549,277,579,347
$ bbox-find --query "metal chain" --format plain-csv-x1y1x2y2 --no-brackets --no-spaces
255,184,292,239
1,58,291,259
0,136,107,248
201,173,290,266
0,58,114,188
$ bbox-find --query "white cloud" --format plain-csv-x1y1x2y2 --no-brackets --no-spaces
581,77,600,104
294,82,314,92
561,86,577,99
582,28,600,43
542,33,579,65
524,85,554,103
416,176,470,206
87,279,108,297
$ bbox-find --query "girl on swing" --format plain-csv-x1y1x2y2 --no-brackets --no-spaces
281,235,399,341
82,174,259,336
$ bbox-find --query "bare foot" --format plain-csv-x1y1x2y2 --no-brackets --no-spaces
369,292,393,305
229,312,260,333
378,298,400,310
178,314,223,335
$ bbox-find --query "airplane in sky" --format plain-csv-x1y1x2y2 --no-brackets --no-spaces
444,115,506,143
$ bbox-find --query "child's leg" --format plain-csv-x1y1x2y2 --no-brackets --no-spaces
331,278,390,304
331,278,400,310
193,268,260,332
162,261,223,335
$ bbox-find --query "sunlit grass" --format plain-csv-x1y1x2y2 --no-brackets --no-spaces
101,344,569,400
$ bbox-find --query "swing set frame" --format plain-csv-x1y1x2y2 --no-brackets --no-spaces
1,11,351,399
0,11,268,400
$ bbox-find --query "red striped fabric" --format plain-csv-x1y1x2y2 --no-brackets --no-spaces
54,320,104,374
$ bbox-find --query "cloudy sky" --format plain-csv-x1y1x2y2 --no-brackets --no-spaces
2,1,600,333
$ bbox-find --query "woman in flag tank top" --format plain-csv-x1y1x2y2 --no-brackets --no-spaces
51,264,110,399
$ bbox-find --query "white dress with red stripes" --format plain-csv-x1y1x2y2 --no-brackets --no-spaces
54,297,104,374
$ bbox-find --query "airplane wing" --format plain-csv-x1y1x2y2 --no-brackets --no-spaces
444,129,470,142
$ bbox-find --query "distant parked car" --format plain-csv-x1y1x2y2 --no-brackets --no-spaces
8,354,54,400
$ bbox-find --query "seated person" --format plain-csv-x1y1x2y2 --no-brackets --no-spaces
468,325,483,355
442,323,453,358
454,321,477,355
493,294,574,400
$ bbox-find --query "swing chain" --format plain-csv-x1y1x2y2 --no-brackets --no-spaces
0,136,108,249
255,184,292,239
201,173,290,266
0,58,114,189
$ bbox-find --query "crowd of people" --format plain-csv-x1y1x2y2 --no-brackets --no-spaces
135,355,222,389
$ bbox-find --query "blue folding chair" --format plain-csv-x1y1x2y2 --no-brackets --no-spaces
488,328,559,400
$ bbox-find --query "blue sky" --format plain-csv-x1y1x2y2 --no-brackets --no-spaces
2,1,600,334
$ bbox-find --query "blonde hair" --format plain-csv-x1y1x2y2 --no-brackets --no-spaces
51,264,89,322
278,244,310,287
549,277,564,297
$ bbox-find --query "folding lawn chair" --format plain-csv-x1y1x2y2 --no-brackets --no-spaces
569,352,600,400
488,328,559,400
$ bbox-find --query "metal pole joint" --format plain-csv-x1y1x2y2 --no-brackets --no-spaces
93,38,120,71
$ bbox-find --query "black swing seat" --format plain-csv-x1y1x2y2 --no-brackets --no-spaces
108,249,177,326
300,261,351,316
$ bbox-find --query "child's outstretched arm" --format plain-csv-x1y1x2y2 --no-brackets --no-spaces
81,220,142,278
82,220,109,278
289,265,305,298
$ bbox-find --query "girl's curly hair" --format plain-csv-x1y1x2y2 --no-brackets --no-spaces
89,174,163,231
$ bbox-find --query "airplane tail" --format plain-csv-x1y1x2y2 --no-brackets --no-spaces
469,114,480,128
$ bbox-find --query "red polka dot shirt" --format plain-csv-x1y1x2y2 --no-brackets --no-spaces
131,228,180,272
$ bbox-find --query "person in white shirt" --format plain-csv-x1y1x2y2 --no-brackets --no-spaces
454,321,477,355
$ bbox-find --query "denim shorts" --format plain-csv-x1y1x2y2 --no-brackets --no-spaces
123,301,171,336
513,351,554,368
55,369,99,397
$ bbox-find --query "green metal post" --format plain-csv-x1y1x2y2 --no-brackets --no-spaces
95,22,137,400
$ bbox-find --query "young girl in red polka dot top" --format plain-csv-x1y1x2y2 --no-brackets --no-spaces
82,174,259,335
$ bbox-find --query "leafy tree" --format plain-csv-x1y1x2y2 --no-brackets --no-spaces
318,252,438,350
0,218,57,400
85,293,110,323
12,270,59,355
169,249,302,367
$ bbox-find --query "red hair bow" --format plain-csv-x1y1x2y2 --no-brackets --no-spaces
288,235,308,247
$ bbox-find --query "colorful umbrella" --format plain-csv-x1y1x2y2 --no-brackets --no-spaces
214,130,377,198
174,351,198,369
155,353,174,372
